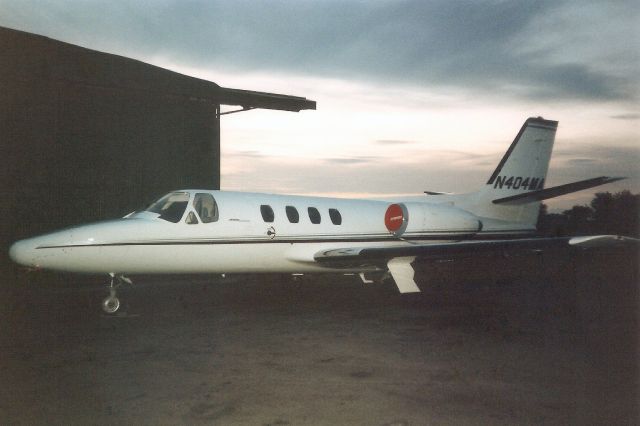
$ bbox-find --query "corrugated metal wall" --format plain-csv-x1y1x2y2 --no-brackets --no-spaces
1,27,220,268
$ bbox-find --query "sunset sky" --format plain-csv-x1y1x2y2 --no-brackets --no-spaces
2,0,638,210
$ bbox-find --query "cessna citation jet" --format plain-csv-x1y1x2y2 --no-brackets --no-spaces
9,117,637,313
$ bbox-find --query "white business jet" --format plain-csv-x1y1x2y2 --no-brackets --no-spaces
9,117,635,313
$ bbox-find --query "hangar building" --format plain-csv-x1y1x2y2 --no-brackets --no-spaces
0,26,315,273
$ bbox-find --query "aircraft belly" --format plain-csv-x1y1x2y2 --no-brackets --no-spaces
34,243,336,274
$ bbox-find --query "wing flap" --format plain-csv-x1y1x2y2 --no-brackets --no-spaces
314,235,638,264
387,257,420,293
313,235,637,294
568,235,639,248
315,238,564,264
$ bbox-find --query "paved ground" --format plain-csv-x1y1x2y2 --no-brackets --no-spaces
1,249,637,425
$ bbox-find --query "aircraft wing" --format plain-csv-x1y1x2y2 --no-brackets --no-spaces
313,235,638,293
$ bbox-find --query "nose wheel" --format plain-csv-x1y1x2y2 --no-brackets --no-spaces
102,273,132,314
102,290,120,314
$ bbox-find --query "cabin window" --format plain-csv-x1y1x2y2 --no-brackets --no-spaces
329,208,342,225
185,211,199,225
260,205,275,222
286,206,299,223
193,193,219,223
146,192,189,223
308,207,321,224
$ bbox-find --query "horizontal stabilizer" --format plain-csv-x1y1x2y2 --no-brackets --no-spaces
424,191,452,195
492,176,625,205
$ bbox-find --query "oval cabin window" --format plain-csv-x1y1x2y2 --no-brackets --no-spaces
308,207,321,224
286,206,299,223
329,208,342,225
260,205,275,222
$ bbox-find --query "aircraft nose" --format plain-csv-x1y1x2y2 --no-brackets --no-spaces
9,239,38,267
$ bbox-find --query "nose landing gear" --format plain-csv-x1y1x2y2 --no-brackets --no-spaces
102,273,132,314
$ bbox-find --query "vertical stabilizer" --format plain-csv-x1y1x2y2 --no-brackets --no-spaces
472,117,558,225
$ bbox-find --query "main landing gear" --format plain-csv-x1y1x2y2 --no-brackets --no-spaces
102,273,132,314
358,271,391,284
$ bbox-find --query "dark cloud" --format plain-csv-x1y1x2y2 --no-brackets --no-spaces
524,63,626,101
1,0,637,102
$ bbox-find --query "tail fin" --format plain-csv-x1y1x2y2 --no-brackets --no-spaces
472,117,558,226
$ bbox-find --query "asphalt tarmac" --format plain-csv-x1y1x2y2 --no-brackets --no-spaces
1,249,637,425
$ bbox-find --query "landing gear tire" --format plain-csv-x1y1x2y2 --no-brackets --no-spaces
102,295,120,314
101,273,132,314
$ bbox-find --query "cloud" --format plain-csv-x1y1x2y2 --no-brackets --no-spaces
1,0,637,102
225,150,268,158
523,63,625,101
218,140,639,210
374,140,416,146
323,157,378,165
552,143,640,161
565,158,597,165
548,143,640,201
2,1,636,213
610,113,640,120
220,147,504,196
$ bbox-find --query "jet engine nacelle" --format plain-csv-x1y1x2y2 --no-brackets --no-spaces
384,202,482,237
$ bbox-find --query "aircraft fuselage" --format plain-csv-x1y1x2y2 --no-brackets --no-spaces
9,190,516,275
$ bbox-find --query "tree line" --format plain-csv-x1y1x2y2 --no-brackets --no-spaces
537,190,639,238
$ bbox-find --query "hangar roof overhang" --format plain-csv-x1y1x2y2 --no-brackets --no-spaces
0,26,316,114
216,87,315,113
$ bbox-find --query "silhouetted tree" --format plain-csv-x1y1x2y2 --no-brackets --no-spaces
536,191,639,237
591,191,639,237
591,192,615,233
537,203,568,236
562,205,594,235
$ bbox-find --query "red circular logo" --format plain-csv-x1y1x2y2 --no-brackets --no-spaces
385,204,405,232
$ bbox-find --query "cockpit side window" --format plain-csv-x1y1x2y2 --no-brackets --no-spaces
146,192,189,223
185,211,199,224
193,193,219,223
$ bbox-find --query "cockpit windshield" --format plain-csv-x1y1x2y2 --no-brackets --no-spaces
145,192,189,223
